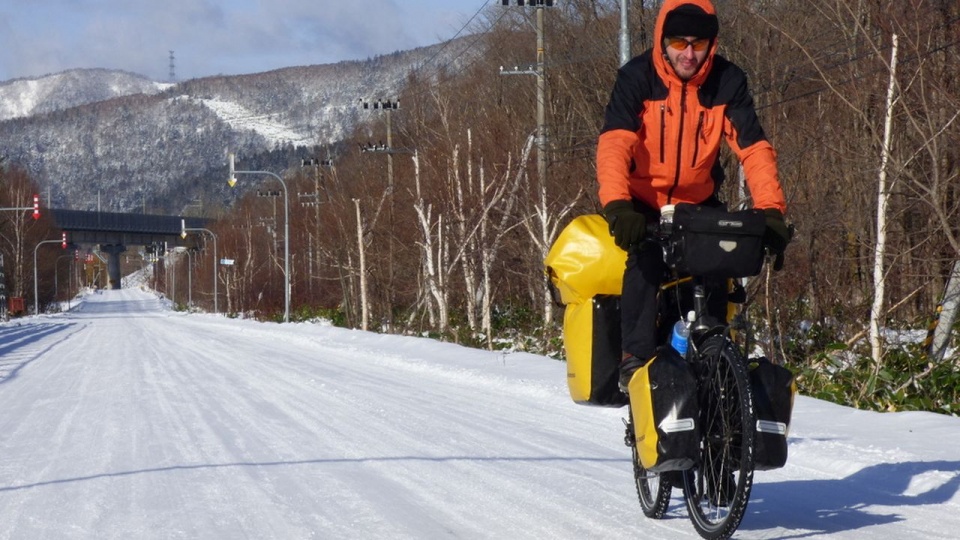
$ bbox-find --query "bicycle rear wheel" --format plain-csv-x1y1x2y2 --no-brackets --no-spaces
626,410,673,518
682,334,756,540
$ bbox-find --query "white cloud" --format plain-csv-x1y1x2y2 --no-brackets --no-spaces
0,0,482,82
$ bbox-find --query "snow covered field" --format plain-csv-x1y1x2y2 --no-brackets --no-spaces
0,287,957,539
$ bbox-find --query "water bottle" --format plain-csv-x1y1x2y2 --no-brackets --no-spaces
670,311,692,356
660,204,675,234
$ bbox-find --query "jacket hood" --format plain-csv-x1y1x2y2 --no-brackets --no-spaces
653,0,719,86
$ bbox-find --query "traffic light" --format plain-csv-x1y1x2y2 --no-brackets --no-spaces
62,231,67,249
32,194,40,220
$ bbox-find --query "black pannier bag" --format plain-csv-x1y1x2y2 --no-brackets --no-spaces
749,357,796,470
628,346,700,473
667,203,767,278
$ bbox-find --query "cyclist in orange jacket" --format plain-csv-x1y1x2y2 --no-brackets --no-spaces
596,0,790,391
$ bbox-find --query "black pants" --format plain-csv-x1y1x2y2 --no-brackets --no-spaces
619,197,729,360
620,243,729,360
621,242,669,360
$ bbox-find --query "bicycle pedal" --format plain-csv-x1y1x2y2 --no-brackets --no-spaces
623,418,635,447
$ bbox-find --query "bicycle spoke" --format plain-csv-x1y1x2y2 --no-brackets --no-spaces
683,335,756,540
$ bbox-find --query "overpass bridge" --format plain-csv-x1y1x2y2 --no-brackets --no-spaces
50,209,210,289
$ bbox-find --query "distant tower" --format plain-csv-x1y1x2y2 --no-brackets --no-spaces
168,50,176,82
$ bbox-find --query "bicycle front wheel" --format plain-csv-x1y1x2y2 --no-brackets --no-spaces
682,335,756,540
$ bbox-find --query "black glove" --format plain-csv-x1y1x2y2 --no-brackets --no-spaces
763,208,791,270
603,200,645,250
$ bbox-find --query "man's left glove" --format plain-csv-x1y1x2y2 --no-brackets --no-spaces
603,200,645,250
763,208,791,270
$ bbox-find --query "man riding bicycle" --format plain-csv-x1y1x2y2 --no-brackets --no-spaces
596,0,790,392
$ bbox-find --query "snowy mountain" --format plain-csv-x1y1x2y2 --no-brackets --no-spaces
0,38,476,213
0,68,169,121
0,288,957,538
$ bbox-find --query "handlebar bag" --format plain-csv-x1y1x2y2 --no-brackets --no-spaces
668,204,766,278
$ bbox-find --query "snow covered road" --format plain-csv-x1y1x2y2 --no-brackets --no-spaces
0,288,957,539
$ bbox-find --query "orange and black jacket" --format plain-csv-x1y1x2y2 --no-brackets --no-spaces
597,0,786,214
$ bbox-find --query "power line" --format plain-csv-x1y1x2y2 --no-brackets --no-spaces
412,1,489,75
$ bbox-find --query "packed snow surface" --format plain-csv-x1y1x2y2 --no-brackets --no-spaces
0,288,958,539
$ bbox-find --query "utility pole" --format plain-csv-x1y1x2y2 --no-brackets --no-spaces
359,99,399,196
500,0,557,326
301,158,335,298
500,1,553,198
359,98,400,329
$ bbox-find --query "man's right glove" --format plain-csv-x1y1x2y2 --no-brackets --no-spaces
603,200,645,250
763,208,791,270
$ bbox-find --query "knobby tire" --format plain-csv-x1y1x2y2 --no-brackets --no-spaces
682,334,756,540
628,410,673,518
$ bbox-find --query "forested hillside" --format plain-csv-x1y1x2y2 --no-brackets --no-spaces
0,68,167,121
0,41,476,213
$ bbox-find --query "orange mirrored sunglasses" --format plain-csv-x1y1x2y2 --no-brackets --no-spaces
665,37,711,52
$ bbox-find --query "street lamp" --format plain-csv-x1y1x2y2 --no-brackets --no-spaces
33,238,63,315
228,153,290,322
181,221,218,315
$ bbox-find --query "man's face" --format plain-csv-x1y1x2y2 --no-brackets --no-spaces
663,36,710,81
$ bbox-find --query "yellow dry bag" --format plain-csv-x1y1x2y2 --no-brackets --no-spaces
545,215,628,407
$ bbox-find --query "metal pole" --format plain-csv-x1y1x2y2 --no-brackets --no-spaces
184,228,218,315
55,254,72,303
536,4,547,197
170,251,176,306
33,239,62,315
358,100,397,325
386,106,395,325
231,169,290,322
187,250,193,306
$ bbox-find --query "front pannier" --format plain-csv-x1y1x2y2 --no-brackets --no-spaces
628,347,699,472
667,204,767,278
749,357,796,470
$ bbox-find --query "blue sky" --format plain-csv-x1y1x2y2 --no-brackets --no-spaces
0,0,489,82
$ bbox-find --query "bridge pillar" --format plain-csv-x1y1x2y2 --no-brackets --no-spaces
100,244,127,289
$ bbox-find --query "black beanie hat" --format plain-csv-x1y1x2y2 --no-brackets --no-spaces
663,4,719,39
